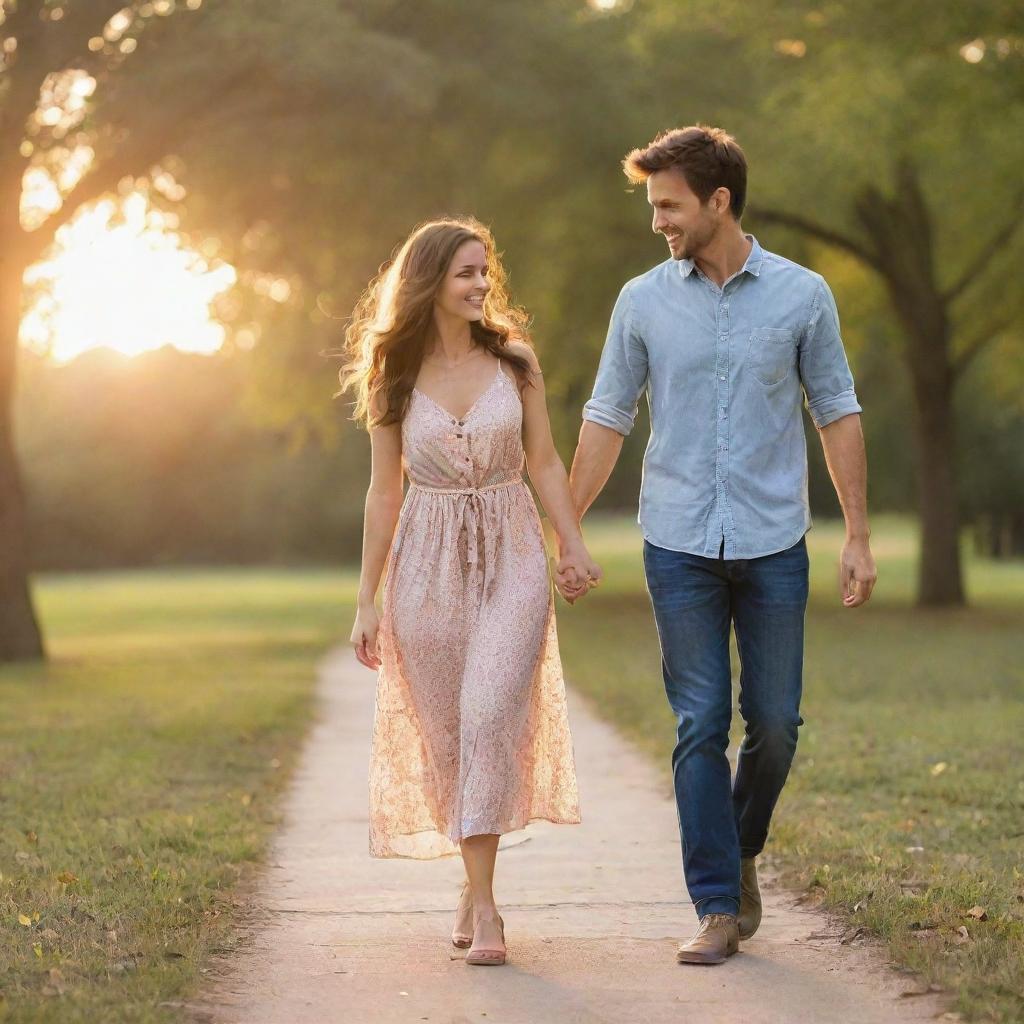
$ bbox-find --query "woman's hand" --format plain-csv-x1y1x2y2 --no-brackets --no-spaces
350,601,382,670
554,543,602,605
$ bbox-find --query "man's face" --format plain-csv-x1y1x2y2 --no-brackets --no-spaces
647,168,723,261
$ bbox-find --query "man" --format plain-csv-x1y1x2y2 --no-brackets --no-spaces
565,125,877,965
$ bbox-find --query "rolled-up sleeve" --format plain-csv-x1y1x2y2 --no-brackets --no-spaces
582,283,649,436
799,276,862,429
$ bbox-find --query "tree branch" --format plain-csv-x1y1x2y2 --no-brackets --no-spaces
951,316,1013,378
746,204,883,272
21,67,262,264
47,0,139,74
20,143,150,263
943,194,1024,305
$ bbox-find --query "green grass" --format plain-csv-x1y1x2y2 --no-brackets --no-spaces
0,569,355,1023
557,515,1024,1024
3,522,1020,1021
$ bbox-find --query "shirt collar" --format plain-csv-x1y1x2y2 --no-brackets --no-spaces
678,233,764,280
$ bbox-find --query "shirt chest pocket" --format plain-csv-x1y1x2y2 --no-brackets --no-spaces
746,327,797,387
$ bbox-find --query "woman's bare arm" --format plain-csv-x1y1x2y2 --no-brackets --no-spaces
505,343,601,594
351,397,404,667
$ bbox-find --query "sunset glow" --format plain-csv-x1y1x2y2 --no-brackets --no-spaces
21,191,237,364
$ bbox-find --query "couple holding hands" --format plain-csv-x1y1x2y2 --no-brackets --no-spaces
343,124,877,968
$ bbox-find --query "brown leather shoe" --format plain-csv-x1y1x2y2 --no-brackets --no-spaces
676,913,739,965
738,857,762,940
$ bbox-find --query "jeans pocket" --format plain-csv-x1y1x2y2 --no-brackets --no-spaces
747,327,796,387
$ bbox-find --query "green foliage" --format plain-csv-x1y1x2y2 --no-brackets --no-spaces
160,0,1022,524
10,0,1023,559
15,347,369,568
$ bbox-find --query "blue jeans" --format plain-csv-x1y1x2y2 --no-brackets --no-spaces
643,535,809,919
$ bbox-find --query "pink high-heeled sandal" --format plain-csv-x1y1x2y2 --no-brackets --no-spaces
465,914,506,966
451,883,473,949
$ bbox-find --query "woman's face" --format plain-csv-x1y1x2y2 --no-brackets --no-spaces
434,239,490,323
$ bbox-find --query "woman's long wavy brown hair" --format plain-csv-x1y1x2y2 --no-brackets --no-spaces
338,217,535,428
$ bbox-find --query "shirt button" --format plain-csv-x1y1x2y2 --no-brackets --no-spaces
719,374,726,381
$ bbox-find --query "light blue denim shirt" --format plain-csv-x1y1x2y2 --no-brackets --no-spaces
582,235,862,559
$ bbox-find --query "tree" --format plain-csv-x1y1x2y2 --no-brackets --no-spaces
0,0,426,661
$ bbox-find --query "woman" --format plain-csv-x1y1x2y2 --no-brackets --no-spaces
340,217,600,967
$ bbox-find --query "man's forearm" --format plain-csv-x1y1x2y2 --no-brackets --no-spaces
569,420,625,521
818,413,870,538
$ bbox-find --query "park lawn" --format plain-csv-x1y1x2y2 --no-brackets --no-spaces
2,523,1019,1022
557,514,1024,1024
0,569,355,1024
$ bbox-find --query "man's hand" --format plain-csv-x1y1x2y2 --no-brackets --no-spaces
554,545,602,605
839,535,877,607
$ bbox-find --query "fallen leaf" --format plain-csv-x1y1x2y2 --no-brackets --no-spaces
966,905,987,921
930,762,947,777
56,871,78,885
901,988,933,998
853,891,874,913
18,913,32,927
901,982,945,997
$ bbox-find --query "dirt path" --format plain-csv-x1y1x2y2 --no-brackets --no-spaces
191,647,948,1024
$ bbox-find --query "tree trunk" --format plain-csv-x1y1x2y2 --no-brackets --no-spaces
854,161,966,606
904,336,965,606
0,211,45,661
755,158,1016,605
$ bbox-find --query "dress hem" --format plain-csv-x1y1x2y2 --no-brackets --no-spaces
369,812,582,861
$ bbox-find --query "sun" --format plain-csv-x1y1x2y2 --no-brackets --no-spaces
21,190,237,364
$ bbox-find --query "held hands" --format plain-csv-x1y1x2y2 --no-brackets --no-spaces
350,601,382,670
840,535,877,607
554,542,603,605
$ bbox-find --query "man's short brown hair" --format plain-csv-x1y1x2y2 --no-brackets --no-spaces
623,125,747,219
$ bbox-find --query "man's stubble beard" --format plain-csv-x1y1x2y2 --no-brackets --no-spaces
678,218,717,262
